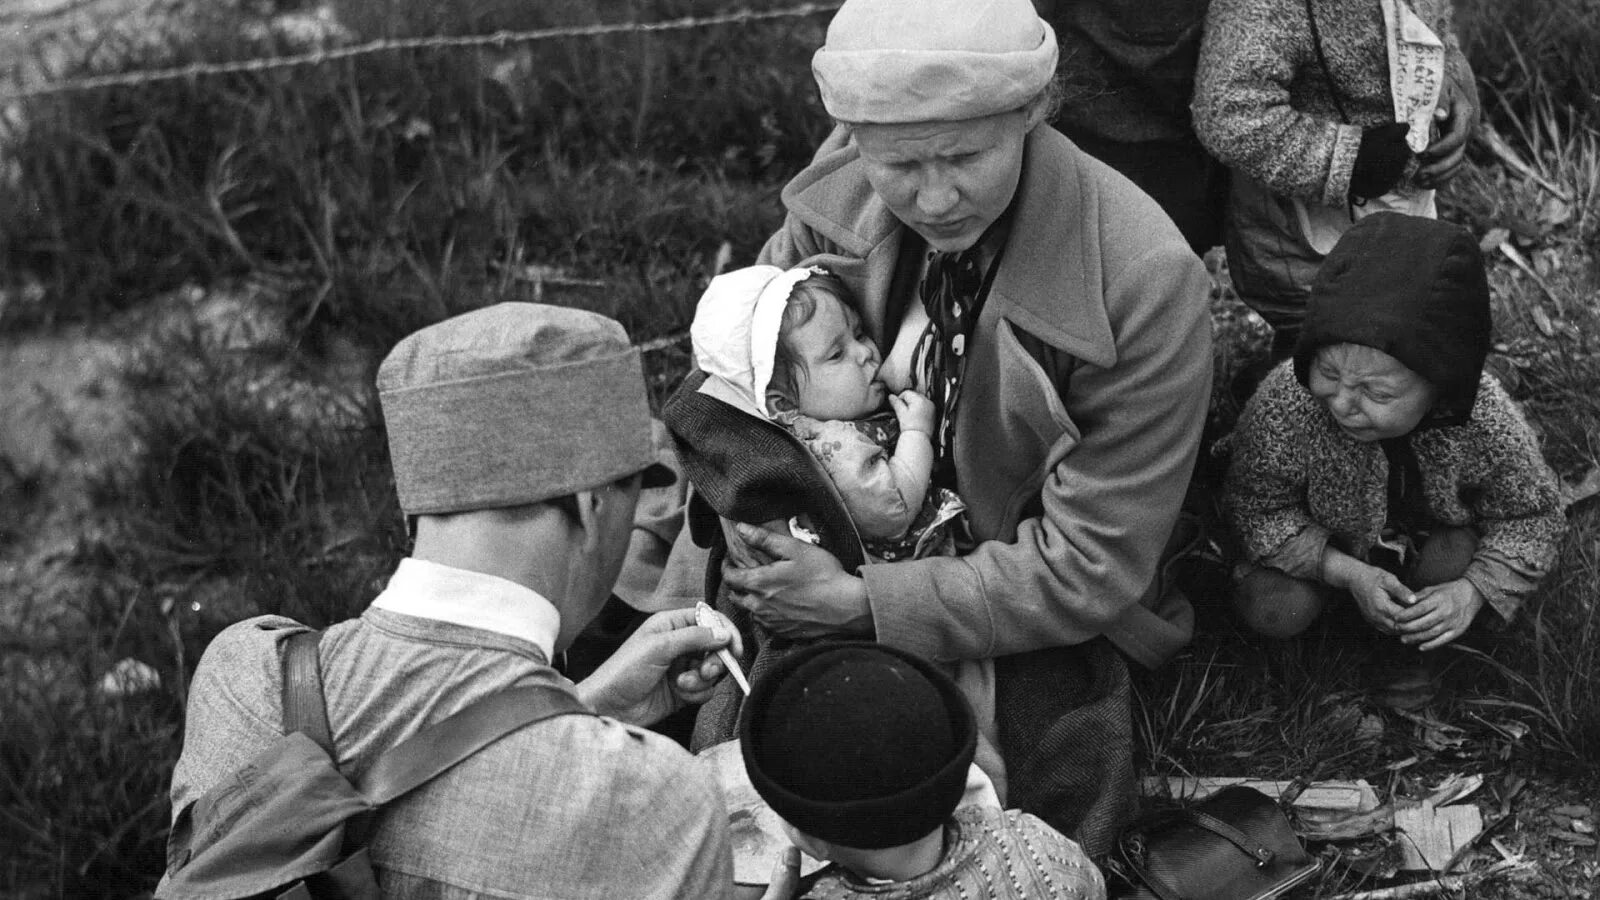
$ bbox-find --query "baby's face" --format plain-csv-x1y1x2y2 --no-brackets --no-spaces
787,295,886,420
1307,343,1436,441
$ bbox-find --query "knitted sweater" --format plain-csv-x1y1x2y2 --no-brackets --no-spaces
1191,0,1467,207
803,806,1105,900
1223,363,1566,620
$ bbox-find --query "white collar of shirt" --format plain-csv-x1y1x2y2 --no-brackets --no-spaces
371,557,561,660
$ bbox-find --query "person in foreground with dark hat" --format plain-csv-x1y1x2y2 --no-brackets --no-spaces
742,642,1106,899
165,303,763,898
1222,213,1566,705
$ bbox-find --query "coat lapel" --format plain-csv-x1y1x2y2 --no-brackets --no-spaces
781,126,1119,369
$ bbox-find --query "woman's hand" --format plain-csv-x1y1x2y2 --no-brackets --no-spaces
1322,551,1415,634
576,607,743,727
1395,578,1484,650
721,523,874,640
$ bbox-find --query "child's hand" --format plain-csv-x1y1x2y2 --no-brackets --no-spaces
1395,578,1484,651
889,389,935,437
1338,562,1416,635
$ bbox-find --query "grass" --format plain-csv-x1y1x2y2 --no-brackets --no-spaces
0,0,826,341
0,0,1597,896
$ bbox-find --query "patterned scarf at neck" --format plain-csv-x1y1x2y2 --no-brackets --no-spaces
914,248,986,489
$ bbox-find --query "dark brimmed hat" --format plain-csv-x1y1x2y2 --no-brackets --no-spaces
740,641,976,850
377,302,674,515
1293,213,1492,428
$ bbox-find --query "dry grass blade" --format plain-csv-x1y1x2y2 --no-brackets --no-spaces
1321,859,1536,900
1478,120,1573,201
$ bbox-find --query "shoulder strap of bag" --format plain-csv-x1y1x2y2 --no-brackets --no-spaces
281,629,334,753
1305,0,1352,124
356,683,589,806
278,628,588,807
280,626,592,858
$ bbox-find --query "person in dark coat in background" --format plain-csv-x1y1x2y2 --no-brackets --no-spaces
1033,0,1226,256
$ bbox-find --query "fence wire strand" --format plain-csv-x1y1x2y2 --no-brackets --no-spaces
0,2,841,103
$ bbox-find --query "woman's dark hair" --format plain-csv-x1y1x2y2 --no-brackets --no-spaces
767,270,856,403
1028,73,1068,127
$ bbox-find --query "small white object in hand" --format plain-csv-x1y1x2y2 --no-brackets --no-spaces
696,602,751,696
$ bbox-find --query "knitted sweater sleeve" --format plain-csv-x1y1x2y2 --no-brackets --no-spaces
1223,365,1332,573
1190,0,1364,206
1455,377,1567,621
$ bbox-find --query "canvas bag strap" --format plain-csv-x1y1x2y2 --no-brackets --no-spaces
357,683,591,807
280,629,334,754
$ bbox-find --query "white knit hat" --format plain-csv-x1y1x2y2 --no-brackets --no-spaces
811,0,1058,123
690,265,821,419
377,303,673,515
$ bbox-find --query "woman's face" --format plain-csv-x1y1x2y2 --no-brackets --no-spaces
852,109,1030,253
1307,343,1436,441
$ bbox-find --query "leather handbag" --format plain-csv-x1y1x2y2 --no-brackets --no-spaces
1114,786,1320,900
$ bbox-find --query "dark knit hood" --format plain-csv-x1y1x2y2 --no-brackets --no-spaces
1293,213,1491,428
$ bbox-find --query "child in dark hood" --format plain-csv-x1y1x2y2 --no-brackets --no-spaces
740,643,1104,900
1222,213,1565,697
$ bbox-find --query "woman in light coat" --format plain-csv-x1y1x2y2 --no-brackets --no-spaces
660,0,1214,856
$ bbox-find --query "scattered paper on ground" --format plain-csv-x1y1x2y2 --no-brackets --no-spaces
1140,776,1380,811
1394,801,1484,871
697,740,827,885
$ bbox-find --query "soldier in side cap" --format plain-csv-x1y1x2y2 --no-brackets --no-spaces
166,303,775,898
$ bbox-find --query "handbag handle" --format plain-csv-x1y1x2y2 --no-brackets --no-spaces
1127,804,1280,900
1183,808,1276,865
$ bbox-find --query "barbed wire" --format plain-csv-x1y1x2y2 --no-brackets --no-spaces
0,0,178,27
0,2,842,103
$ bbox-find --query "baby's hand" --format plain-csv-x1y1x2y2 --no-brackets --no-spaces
889,390,935,436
